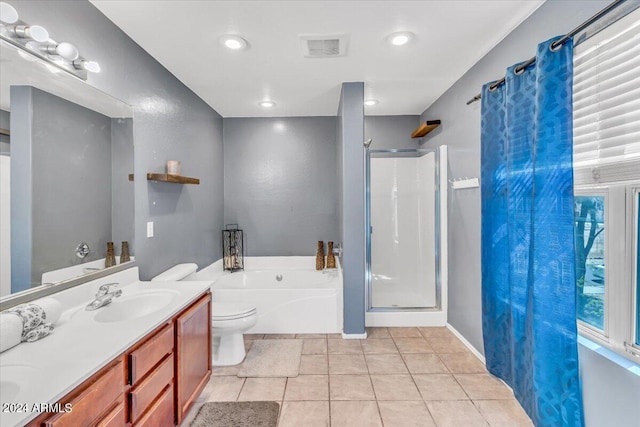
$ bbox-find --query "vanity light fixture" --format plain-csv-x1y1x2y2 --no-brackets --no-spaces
364,99,379,106
220,34,248,50
0,3,98,80
0,2,18,24
387,31,414,46
12,24,49,42
258,100,276,108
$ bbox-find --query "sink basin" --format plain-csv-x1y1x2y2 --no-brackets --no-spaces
93,290,178,323
0,364,40,402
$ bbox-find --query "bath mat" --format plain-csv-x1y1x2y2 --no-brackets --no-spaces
190,401,279,427
238,339,303,377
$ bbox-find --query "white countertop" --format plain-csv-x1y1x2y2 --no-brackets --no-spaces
0,271,212,427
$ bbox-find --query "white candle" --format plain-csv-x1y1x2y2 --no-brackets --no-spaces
167,160,181,175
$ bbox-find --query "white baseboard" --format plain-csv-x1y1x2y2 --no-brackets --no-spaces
446,323,486,364
342,331,367,339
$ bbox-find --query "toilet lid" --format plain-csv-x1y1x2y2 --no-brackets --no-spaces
212,302,256,320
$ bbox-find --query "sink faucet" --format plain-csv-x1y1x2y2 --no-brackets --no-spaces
85,283,122,311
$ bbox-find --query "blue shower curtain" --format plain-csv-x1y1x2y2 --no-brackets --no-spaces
481,37,584,427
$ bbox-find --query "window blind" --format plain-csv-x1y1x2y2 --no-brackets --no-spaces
573,7,640,185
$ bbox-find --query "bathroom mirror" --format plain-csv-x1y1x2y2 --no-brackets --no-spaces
0,41,135,306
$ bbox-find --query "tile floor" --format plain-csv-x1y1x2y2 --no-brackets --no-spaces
181,327,533,427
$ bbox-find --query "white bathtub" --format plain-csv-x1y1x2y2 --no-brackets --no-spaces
195,257,343,334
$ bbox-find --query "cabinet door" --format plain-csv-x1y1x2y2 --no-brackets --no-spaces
175,293,211,423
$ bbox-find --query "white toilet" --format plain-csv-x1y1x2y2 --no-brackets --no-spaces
152,263,258,366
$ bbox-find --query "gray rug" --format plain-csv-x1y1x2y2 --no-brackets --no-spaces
237,339,303,378
190,401,279,427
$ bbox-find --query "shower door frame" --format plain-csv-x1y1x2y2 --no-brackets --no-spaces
365,148,443,313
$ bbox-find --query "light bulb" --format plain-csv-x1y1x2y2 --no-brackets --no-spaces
0,2,18,24
14,25,49,42
46,42,79,60
364,99,379,106
73,59,100,73
387,31,414,46
258,100,276,108
220,35,248,50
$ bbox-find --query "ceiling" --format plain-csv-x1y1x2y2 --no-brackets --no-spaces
91,0,544,117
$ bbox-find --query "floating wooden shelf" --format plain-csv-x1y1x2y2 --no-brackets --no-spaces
128,174,134,181
146,173,200,185
411,120,441,139
0,128,9,136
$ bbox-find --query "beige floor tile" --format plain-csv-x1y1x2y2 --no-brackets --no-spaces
402,354,449,374
439,353,487,374
361,339,398,354
237,377,286,401
244,333,264,340
211,364,241,376
327,333,343,339
329,374,376,400
329,354,368,374
303,338,328,355
474,400,533,426
418,327,455,339
328,339,363,354
300,354,329,375
330,401,383,427
263,333,297,339
365,353,408,374
370,375,421,401
427,336,471,353
284,375,329,401
296,333,327,339
378,401,436,427
204,375,245,401
393,337,434,353
388,327,423,338
279,401,330,427
455,374,514,400
244,339,253,352
366,327,391,338
426,400,488,427
412,374,468,401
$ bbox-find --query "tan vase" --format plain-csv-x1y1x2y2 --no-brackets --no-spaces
316,241,325,270
326,241,336,268
120,241,130,263
105,242,116,268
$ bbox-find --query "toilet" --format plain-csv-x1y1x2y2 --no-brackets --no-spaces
152,263,258,366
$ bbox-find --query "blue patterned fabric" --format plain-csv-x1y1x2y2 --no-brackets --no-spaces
481,37,584,427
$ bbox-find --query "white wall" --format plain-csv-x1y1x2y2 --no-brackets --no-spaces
0,156,10,297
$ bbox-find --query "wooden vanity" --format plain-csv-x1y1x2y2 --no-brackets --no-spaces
26,292,211,427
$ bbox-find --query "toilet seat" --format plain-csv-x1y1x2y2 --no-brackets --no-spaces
212,302,256,321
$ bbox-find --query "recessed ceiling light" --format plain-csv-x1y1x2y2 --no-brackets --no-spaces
258,100,276,108
364,99,379,106
387,31,414,46
220,35,248,50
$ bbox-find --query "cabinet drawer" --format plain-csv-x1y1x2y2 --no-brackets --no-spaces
130,354,174,423
129,323,173,385
133,384,174,427
44,360,124,427
96,402,126,427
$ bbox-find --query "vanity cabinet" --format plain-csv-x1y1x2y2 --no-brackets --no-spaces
27,292,211,427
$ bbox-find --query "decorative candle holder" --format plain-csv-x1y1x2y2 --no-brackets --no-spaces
166,160,181,175
326,241,336,269
120,241,130,263
222,224,244,272
105,242,116,268
316,241,325,270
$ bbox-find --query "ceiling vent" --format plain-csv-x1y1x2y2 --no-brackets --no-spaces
300,34,348,58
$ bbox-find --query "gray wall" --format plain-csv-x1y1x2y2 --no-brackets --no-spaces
338,82,365,335
0,109,9,154
11,86,112,289
364,115,420,150
419,0,639,425
223,117,338,256
14,1,224,279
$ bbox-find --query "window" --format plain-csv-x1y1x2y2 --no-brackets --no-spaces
573,7,640,360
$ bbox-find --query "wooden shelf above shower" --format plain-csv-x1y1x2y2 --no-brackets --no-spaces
146,173,200,185
411,120,441,139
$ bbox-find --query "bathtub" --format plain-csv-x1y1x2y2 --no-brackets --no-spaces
194,257,343,334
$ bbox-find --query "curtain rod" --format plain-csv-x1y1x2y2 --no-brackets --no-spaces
465,0,628,105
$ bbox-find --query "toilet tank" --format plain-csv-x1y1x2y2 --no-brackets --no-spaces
151,263,198,281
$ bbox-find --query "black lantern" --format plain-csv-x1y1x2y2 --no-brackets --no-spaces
222,224,244,272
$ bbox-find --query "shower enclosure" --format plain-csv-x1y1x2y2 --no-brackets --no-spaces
365,146,447,326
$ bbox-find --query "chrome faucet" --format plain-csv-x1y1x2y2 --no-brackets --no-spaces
85,283,122,311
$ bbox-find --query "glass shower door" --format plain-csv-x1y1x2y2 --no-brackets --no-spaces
367,149,439,310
